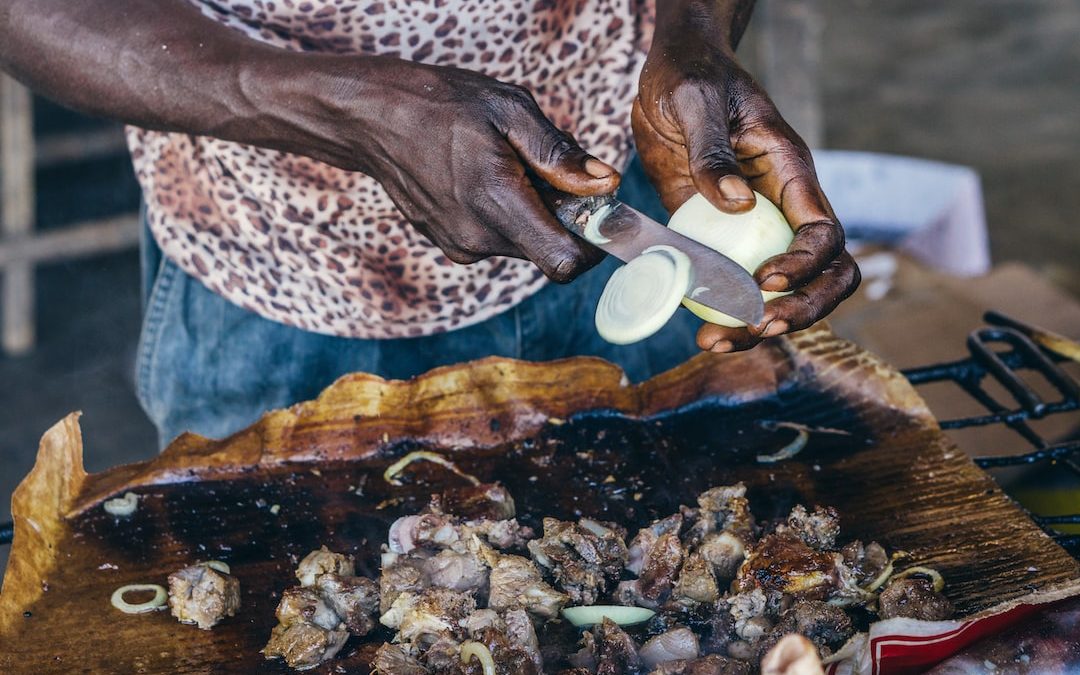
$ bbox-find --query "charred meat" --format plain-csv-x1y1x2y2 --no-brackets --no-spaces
167,562,241,630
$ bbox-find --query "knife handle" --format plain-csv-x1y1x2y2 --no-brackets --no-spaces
532,180,617,235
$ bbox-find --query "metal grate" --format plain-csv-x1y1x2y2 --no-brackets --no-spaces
902,311,1080,557
1,311,1077,550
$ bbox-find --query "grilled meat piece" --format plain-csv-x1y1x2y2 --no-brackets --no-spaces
373,642,430,675
755,600,854,661
878,577,954,621
390,514,462,554
296,546,356,587
528,518,629,605
736,533,839,600
839,540,889,585
697,531,746,582
627,514,684,576
779,506,840,551
423,549,490,595
636,531,685,604
381,555,429,613
432,483,517,521
640,627,701,669
464,608,504,637
689,484,755,543
487,554,569,618
727,589,774,643
389,588,477,646
474,625,543,675
263,620,350,671
465,518,535,550
649,654,751,675
420,633,462,672
593,618,642,675
504,608,544,672
760,635,825,675
673,553,720,606
277,586,344,631
315,573,380,635
167,562,241,630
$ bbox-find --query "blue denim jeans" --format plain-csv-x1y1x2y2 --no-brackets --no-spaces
136,156,701,448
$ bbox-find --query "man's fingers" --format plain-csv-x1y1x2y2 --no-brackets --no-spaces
696,323,761,353
675,85,756,215
755,251,860,337
499,87,620,197
755,216,845,291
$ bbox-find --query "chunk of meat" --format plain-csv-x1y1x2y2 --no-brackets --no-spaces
167,562,241,630
878,577,955,621
780,506,840,551
637,532,685,604
420,633,462,672
380,556,428,613
389,513,461,554
276,586,343,631
465,518,535,550
432,483,517,521
263,620,349,671
726,589,773,643
698,531,747,581
673,553,720,606
736,533,839,600
421,548,489,595
315,573,380,635
296,546,356,587
504,608,544,672
690,485,755,542
395,588,477,646
593,618,642,675
474,625,542,675
464,608,505,637
627,514,684,576
755,600,854,661
528,518,629,605
649,654,751,675
488,553,569,619
372,642,429,675
840,540,889,585
640,627,700,668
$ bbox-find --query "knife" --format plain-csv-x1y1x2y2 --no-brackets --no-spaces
537,186,766,327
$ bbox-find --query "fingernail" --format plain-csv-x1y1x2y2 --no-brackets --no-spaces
710,340,734,353
760,319,788,338
718,175,754,202
585,158,615,178
761,273,788,291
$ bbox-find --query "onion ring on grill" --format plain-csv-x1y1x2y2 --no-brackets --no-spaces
103,492,139,517
460,641,496,675
384,451,480,486
891,566,946,592
204,560,231,575
110,584,167,614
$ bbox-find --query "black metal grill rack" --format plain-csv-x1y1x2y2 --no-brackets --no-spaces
1,312,1078,554
902,311,1080,557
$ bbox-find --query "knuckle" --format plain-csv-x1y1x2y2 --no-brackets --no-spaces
541,248,583,283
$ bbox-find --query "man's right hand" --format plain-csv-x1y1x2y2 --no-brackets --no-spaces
277,58,619,282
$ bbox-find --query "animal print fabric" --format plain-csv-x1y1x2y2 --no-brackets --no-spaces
127,0,657,338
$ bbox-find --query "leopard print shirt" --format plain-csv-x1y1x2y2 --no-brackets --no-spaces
128,1,656,338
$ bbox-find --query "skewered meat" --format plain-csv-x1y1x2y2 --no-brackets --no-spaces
263,620,350,671
488,553,569,618
373,643,429,675
166,562,241,630
640,627,701,668
432,483,517,521
528,518,629,605
315,573,381,635
878,576,955,621
650,654,752,675
755,600,853,661
296,546,356,586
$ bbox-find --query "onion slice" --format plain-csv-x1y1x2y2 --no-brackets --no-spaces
595,245,691,345
561,605,656,627
460,640,496,675
383,450,480,486
891,566,946,592
111,584,167,614
204,560,231,575
103,492,139,517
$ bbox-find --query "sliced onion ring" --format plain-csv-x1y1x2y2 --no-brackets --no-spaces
460,640,496,675
583,204,614,245
561,605,656,627
103,492,139,517
204,560,231,575
111,584,167,614
384,450,480,486
891,566,946,593
595,245,691,345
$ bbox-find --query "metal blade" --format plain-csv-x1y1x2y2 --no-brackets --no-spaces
569,201,765,326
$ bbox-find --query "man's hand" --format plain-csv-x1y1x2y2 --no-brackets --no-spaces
294,59,618,282
634,0,860,352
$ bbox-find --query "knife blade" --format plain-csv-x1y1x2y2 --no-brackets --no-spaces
537,188,766,327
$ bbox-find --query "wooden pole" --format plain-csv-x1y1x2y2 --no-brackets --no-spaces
1,75,36,355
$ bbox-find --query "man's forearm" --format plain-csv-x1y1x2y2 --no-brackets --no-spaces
654,0,757,52
0,0,381,163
